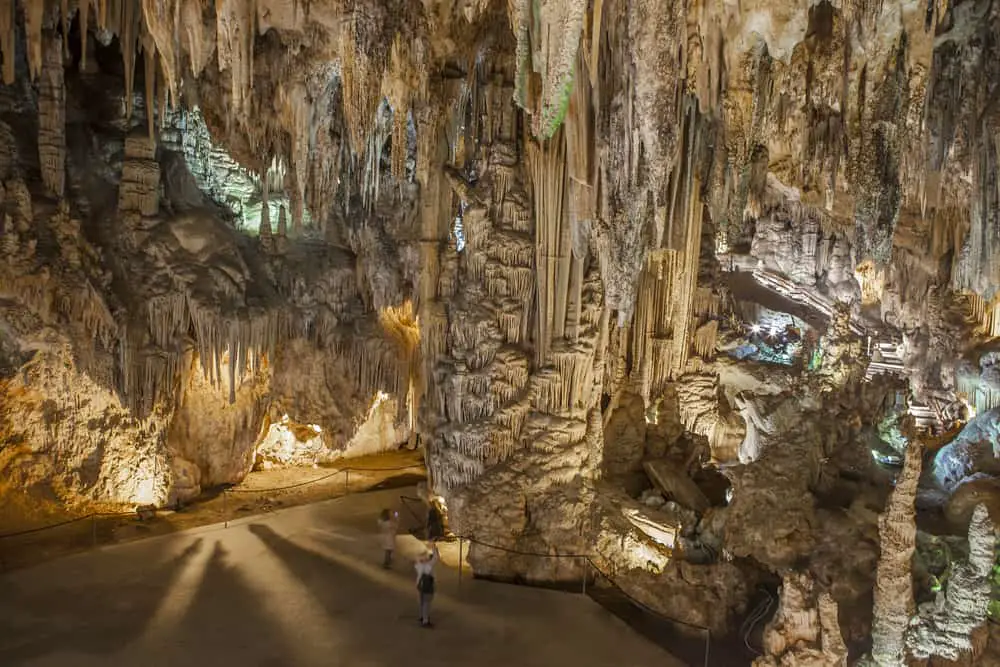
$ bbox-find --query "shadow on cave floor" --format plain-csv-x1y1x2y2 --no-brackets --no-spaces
0,538,207,666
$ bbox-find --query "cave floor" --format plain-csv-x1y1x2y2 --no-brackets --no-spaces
0,486,684,667
0,449,426,572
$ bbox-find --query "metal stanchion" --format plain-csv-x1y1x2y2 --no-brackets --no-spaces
344,469,350,495
458,537,463,589
91,514,97,548
703,629,711,667
223,489,229,528
581,557,588,596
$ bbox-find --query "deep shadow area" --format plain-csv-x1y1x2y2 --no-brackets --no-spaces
362,472,427,492
587,580,755,667
0,538,204,665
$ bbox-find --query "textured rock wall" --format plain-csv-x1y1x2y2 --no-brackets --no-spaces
753,572,848,667
0,345,170,506
870,438,923,667
906,504,996,662
167,351,270,489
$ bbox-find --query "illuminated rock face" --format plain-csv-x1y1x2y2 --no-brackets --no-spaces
753,572,848,667
3,0,1000,658
0,347,171,507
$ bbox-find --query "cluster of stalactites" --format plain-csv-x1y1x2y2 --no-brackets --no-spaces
509,0,587,140
130,290,286,411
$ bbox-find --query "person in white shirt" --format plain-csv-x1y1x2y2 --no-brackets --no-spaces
414,542,439,627
377,509,399,569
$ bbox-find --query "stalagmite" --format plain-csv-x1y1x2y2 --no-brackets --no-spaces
869,437,922,667
906,504,996,661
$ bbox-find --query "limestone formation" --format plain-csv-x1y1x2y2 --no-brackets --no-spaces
870,438,923,667
0,0,999,659
753,572,848,667
906,504,997,662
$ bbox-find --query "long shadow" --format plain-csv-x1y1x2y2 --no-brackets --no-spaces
246,523,477,666
247,523,416,619
0,538,204,665
171,541,297,667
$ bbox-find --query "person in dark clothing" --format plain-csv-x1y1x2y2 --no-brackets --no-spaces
426,504,444,541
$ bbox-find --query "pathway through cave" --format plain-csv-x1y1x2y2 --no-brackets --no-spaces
0,449,425,572
0,487,684,667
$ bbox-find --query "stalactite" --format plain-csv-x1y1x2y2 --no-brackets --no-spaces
121,0,142,122
509,0,587,138
527,134,569,366
141,27,157,144
340,17,384,156
141,0,180,109
565,53,595,260
23,0,44,81
0,0,14,85
216,0,255,122
38,31,65,198
79,0,90,72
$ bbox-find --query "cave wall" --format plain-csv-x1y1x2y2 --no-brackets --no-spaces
1,0,1000,658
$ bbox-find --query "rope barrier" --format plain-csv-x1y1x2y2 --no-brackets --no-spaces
225,463,425,494
0,462,427,540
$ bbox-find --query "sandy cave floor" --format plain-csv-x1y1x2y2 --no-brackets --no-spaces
0,485,684,667
0,449,426,573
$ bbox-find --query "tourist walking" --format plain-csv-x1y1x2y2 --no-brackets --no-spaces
377,508,399,569
415,542,439,627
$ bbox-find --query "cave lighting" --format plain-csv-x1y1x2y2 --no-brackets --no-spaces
132,475,159,506
751,324,761,334
310,424,322,433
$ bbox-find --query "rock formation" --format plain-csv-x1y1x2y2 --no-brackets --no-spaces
753,572,848,667
906,504,996,662
0,0,999,661
870,437,923,667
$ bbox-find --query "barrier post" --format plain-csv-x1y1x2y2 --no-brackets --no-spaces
344,469,350,495
91,514,97,548
458,537,463,589
581,557,588,596
223,489,229,528
703,628,710,667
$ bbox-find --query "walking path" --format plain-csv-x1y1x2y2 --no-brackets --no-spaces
0,487,684,667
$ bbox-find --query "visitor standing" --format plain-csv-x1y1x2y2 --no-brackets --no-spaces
426,504,444,541
377,508,399,569
415,542,439,627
